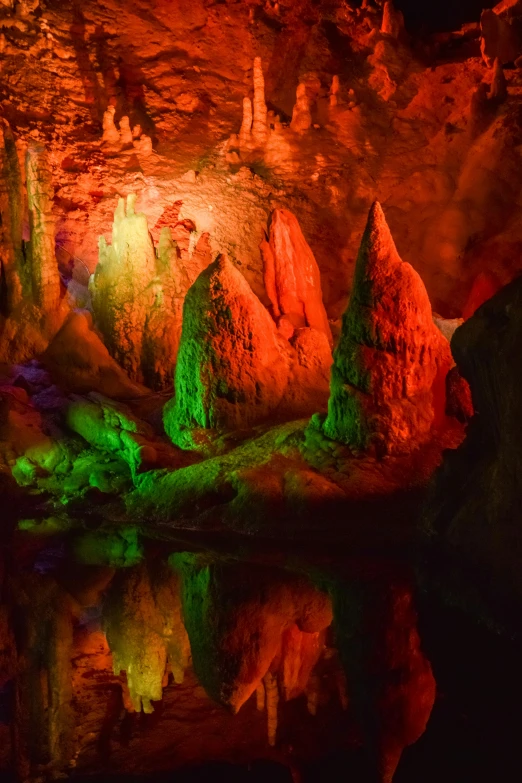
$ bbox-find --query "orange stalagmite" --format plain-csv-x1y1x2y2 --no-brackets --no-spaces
261,208,332,344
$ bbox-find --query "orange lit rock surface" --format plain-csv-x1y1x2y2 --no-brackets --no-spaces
261,208,332,344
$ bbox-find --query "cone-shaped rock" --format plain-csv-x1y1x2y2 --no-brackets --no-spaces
261,208,332,345
164,253,292,448
323,201,451,455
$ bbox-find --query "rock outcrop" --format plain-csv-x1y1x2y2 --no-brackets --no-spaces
260,208,332,344
321,201,452,456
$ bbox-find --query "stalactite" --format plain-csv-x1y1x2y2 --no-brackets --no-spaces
25,142,61,313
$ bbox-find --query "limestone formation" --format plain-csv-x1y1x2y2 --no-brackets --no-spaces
172,555,332,717
102,105,120,144
91,196,209,390
252,56,268,147
233,57,268,159
480,8,519,66
490,57,508,101
0,118,23,314
381,0,405,39
119,115,133,147
164,253,292,447
239,96,253,150
260,208,332,345
290,83,313,132
329,74,340,107
103,562,190,713
91,195,157,382
25,142,61,313
322,201,452,456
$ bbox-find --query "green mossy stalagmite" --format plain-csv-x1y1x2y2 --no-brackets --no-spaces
164,253,292,449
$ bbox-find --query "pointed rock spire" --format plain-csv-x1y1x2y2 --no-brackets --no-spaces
490,57,508,101
322,201,452,455
164,253,292,448
260,208,332,345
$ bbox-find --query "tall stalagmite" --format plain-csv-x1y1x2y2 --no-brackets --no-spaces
164,253,292,448
260,208,332,345
92,195,157,383
91,196,211,389
322,201,451,455
26,143,61,313
0,119,23,314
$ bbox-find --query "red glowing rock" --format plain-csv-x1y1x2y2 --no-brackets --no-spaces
261,208,332,345
323,201,452,456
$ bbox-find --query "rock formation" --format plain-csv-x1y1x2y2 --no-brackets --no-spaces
163,252,332,449
490,57,508,101
91,195,211,390
172,555,332,722
321,201,452,456
252,56,268,148
381,0,405,39
480,7,519,66
291,83,313,132
425,275,522,633
25,143,62,314
164,253,292,447
260,208,332,344
0,117,23,314
290,73,321,133
101,105,120,144
118,115,133,147
230,57,269,161
91,195,157,383
103,561,190,713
